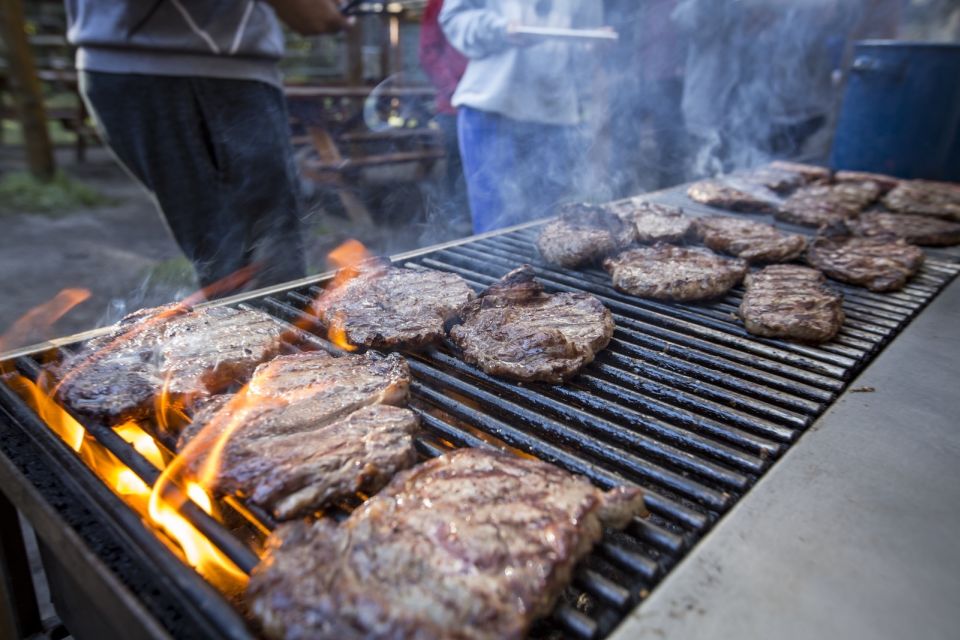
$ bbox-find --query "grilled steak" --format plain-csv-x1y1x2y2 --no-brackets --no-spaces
776,182,880,227
312,258,475,350
768,160,832,184
882,180,960,221
178,351,417,520
740,166,805,194
806,235,924,292
49,305,284,423
847,211,960,246
536,202,635,267
739,265,844,343
248,448,647,640
834,170,899,193
687,178,779,213
693,216,807,263
603,244,747,301
608,200,692,243
449,266,613,383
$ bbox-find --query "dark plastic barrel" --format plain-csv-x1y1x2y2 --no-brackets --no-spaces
830,41,960,181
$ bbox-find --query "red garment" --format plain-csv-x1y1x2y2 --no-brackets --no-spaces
419,0,468,115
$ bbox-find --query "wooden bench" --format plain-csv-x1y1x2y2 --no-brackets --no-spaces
285,84,444,225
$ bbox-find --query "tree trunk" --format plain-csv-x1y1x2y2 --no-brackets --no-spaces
0,0,55,179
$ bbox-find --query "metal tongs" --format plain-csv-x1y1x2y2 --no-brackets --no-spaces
506,25,619,42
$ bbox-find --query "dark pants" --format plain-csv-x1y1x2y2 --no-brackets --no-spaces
457,106,579,234
80,71,305,294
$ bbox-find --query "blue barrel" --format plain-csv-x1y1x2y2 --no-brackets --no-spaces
830,41,960,181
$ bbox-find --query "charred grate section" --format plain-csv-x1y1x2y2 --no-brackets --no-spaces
1,215,958,640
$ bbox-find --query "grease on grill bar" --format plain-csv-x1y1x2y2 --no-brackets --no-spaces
2,219,958,640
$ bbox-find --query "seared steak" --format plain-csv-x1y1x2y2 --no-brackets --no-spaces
768,160,832,184
608,200,693,243
693,216,807,263
806,235,924,292
776,182,880,227
739,265,844,343
847,211,960,246
834,170,899,193
248,448,647,640
687,178,779,213
603,244,747,301
740,166,805,194
178,351,417,520
449,266,613,383
536,203,635,268
49,305,284,423
882,180,960,221
312,258,475,350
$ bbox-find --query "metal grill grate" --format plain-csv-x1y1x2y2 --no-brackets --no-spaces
2,212,958,640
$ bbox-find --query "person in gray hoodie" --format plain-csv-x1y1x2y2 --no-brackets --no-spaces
65,0,346,295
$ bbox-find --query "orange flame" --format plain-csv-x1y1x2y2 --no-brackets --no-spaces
0,288,91,362
147,386,267,595
326,238,370,272
9,375,247,595
327,315,357,352
316,239,374,351
180,263,262,306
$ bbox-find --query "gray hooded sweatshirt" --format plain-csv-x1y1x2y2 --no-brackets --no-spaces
65,0,285,87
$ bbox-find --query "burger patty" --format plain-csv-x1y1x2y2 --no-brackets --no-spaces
313,258,475,350
449,265,614,383
536,202,636,268
177,351,417,520
768,160,832,184
49,304,285,424
776,182,881,227
608,200,693,243
833,170,900,194
692,215,808,263
603,244,748,301
738,265,845,343
687,178,779,213
248,448,647,640
805,235,925,292
847,211,960,246
882,180,960,221
740,166,806,194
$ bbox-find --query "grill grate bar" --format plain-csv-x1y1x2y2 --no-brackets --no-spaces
411,353,762,482
608,326,835,404
422,347,776,469
411,375,732,512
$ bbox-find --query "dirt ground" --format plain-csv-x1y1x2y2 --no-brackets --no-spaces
0,145,470,350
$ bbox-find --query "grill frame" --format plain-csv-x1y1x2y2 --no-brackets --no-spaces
1,189,958,639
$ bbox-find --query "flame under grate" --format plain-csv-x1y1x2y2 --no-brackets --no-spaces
3,216,959,640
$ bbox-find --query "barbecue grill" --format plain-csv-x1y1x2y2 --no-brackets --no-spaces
1,182,958,640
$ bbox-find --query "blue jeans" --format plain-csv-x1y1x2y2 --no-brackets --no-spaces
457,106,579,234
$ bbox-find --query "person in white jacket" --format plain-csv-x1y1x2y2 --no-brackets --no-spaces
440,0,602,233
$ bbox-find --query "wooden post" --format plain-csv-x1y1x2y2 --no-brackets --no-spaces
0,0,55,179
345,22,363,86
